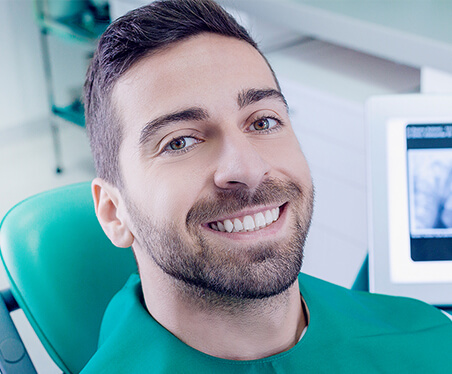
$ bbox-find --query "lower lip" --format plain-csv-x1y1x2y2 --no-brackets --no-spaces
202,203,288,241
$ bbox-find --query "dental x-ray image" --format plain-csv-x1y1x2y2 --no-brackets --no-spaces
409,149,452,231
406,124,452,261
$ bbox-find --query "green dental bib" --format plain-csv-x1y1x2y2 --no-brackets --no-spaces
81,273,452,373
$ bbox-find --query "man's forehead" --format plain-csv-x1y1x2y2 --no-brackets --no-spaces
115,33,276,93
112,33,281,132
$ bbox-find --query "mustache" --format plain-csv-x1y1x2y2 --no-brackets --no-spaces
186,178,303,228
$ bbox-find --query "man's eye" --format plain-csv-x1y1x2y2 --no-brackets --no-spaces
249,117,279,132
165,136,199,152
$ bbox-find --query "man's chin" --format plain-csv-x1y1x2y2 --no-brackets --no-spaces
170,262,301,301
166,228,305,300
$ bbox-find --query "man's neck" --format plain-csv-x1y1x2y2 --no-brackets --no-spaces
140,265,307,360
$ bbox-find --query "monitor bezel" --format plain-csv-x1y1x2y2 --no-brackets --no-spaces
367,94,452,307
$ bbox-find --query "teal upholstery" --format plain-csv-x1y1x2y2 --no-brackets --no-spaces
0,182,137,373
351,255,369,292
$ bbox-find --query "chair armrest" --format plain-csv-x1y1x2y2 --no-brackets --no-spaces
0,289,37,374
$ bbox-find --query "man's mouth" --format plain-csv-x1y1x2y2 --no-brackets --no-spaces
208,205,283,233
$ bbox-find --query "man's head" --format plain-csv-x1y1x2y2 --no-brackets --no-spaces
85,0,314,302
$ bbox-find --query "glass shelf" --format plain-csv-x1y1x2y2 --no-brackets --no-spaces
33,0,109,172
37,12,109,44
52,101,85,128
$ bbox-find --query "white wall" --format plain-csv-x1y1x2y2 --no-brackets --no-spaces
0,0,48,131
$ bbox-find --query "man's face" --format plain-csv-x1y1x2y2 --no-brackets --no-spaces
113,33,314,299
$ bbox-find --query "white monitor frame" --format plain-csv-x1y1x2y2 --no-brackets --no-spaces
367,94,452,307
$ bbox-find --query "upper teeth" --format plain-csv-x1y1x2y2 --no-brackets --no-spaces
210,207,280,233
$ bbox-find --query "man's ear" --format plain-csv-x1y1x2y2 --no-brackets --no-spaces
92,178,134,248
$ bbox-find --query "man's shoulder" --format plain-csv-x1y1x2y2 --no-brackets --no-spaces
298,272,451,335
297,273,452,373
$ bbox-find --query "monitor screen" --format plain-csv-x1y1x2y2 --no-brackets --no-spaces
406,124,452,262
386,119,452,286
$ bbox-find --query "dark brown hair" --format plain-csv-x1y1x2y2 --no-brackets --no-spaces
84,0,274,186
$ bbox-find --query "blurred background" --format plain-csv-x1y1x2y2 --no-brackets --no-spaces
1,0,451,372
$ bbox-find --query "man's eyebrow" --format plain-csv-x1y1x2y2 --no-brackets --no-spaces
139,107,209,146
237,88,288,110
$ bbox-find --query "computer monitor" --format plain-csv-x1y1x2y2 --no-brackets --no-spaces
367,94,452,307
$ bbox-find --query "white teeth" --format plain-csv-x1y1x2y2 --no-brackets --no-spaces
233,218,243,232
271,207,279,221
210,207,282,233
243,215,255,231
255,212,266,229
224,219,234,233
265,210,273,225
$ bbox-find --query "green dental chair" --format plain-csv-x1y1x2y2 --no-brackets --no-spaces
0,182,137,373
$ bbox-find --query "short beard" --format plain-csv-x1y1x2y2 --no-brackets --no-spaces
125,178,314,306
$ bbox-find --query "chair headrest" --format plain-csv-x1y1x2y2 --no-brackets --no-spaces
0,182,137,373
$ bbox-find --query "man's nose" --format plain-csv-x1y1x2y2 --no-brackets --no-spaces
213,133,271,190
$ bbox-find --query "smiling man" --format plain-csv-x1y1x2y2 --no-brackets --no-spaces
81,1,452,373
